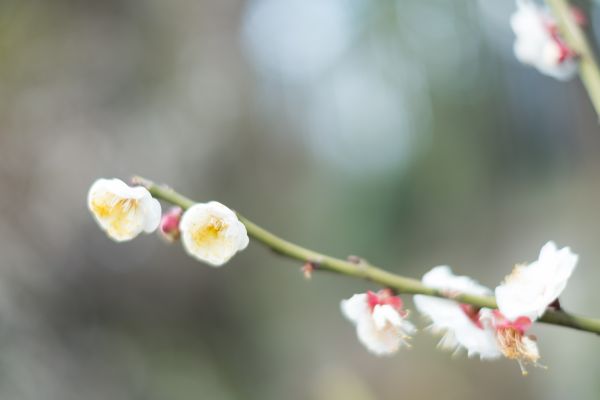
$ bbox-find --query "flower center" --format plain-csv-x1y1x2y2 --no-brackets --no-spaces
491,310,532,334
191,216,227,247
91,195,139,236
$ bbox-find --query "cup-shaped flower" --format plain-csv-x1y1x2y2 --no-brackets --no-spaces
179,201,249,266
510,0,577,80
88,178,161,242
495,241,578,321
414,266,501,360
341,289,415,356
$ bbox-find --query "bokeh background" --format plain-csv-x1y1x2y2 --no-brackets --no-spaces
1,0,600,398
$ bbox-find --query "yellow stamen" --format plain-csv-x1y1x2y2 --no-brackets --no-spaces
91,195,139,237
496,327,543,375
191,216,227,247
504,264,526,284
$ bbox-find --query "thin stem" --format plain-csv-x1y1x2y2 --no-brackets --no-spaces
136,176,600,335
546,0,600,118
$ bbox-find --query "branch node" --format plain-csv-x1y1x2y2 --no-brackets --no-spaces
549,298,562,311
347,255,370,267
301,261,318,280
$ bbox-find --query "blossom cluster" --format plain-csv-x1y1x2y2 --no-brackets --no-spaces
88,178,249,266
510,0,582,80
341,241,577,375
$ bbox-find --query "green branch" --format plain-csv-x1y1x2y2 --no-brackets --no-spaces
546,0,600,118
136,176,600,336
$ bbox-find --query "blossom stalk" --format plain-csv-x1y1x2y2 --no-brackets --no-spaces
136,176,600,336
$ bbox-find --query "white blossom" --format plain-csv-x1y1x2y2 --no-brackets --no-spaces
489,241,576,375
88,178,161,242
414,266,501,360
510,0,577,80
179,201,249,266
341,290,415,356
495,241,578,321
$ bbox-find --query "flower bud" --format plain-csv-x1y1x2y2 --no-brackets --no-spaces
159,207,183,242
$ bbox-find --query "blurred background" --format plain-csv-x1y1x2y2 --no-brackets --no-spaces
1,0,600,398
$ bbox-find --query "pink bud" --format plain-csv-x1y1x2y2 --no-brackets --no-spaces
159,207,182,242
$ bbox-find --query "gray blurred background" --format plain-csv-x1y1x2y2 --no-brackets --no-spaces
1,0,600,398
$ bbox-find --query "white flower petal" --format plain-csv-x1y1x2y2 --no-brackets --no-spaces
454,323,502,360
415,266,501,360
142,198,162,233
421,265,491,296
340,294,368,323
414,296,464,330
494,283,540,321
372,304,401,330
521,335,540,359
180,201,249,266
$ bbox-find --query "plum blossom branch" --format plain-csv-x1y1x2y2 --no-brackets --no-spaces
135,176,600,336
545,0,600,117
